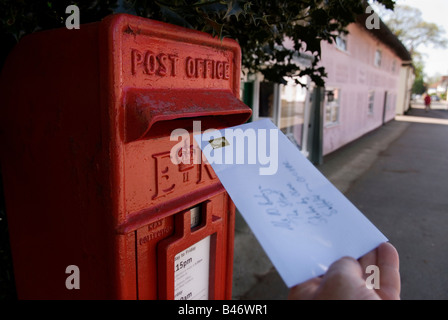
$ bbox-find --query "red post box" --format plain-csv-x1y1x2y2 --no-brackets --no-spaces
0,14,251,299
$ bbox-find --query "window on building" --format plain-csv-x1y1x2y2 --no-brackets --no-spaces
325,88,340,126
391,59,396,73
335,35,348,52
374,49,382,67
368,90,375,114
279,77,308,148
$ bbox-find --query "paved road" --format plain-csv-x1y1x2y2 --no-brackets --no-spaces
345,102,448,299
233,101,448,300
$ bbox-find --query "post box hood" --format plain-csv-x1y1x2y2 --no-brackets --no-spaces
124,88,252,142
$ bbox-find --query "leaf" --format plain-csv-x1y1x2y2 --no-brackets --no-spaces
310,8,328,26
224,0,245,20
202,15,225,38
196,1,227,14
158,3,193,29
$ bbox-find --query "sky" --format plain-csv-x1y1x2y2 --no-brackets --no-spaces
389,0,448,79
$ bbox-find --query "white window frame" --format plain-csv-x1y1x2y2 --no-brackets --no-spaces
391,59,396,73
324,88,340,126
374,49,382,67
368,90,375,114
335,35,348,52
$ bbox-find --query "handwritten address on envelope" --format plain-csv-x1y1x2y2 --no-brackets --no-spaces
255,161,338,230
194,119,387,287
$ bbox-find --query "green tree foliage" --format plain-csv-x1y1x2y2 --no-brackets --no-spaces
411,77,426,95
382,5,447,56
1,0,395,86
411,61,426,95
380,4,447,94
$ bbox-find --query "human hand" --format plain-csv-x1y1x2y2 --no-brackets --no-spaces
288,242,400,300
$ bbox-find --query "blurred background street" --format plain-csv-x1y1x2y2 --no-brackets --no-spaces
233,99,448,300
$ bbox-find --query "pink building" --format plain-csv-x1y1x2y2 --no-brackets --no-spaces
319,19,412,155
242,14,413,162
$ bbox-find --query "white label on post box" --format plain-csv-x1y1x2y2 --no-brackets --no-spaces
174,236,210,300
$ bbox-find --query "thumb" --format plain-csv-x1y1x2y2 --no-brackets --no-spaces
314,257,376,300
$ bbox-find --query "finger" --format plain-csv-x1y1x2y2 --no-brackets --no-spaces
358,246,379,278
377,242,400,271
315,257,370,300
288,277,322,300
376,242,401,300
326,256,364,279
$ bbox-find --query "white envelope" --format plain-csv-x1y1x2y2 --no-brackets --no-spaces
194,119,387,287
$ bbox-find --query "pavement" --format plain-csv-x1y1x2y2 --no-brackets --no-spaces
232,100,448,300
